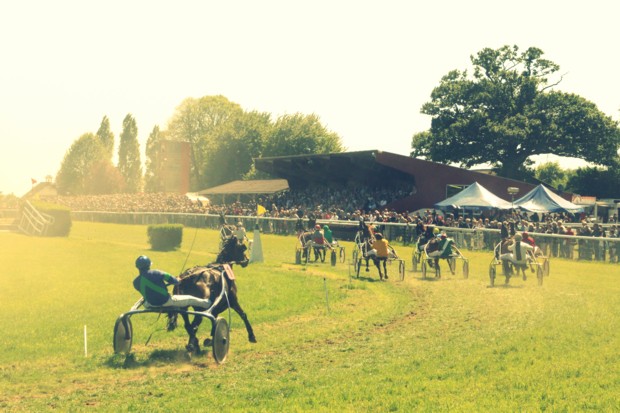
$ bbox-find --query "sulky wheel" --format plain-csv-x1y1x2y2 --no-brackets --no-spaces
352,249,359,266
412,252,418,273
113,315,133,354
543,259,550,277
303,247,310,264
399,260,405,281
212,317,230,364
355,257,362,278
489,265,496,287
331,250,337,266
295,248,302,265
339,247,346,263
421,260,427,278
462,260,469,279
537,265,544,286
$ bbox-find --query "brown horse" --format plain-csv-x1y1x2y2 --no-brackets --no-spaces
167,236,257,353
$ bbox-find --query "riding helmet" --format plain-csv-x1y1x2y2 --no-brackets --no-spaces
135,255,151,270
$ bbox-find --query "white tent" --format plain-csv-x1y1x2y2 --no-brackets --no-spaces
434,182,513,210
513,184,583,213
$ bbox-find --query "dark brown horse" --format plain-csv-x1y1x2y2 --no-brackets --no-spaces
167,236,257,353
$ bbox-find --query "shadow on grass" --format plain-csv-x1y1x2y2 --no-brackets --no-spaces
105,348,211,369
415,275,442,282
487,284,525,289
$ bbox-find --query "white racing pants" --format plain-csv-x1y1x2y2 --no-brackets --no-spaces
146,295,212,309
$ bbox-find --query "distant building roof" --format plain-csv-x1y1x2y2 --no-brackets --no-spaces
21,182,57,199
198,179,289,195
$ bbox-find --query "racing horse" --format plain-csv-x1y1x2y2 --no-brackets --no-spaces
167,236,257,353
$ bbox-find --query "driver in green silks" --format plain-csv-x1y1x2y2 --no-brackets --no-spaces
132,256,212,309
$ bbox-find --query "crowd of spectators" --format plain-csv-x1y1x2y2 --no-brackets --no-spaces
48,188,618,263
52,193,210,214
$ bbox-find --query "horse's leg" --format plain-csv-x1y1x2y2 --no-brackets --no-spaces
372,257,382,279
180,312,200,353
382,258,388,279
229,296,257,343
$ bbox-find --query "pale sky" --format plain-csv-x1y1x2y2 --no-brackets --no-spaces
1,1,619,196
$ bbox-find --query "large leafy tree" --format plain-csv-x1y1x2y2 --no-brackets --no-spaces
117,114,142,193
167,95,244,189
411,45,620,179
144,125,165,193
263,113,343,157
96,115,115,159
56,133,109,195
202,111,272,188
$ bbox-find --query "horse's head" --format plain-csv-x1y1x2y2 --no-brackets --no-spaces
217,236,249,267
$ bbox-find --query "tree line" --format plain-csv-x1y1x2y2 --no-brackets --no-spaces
55,96,343,195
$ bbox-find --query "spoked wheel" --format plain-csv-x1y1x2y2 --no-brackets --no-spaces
212,317,230,364
543,259,550,276
330,250,337,266
421,260,427,278
489,265,496,287
303,247,310,264
295,248,302,265
352,249,359,267
412,253,418,273
462,260,469,279
113,316,133,354
399,260,405,281
355,258,362,278
537,266,544,286
339,247,346,263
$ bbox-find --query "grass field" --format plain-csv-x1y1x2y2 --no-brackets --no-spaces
0,222,619,412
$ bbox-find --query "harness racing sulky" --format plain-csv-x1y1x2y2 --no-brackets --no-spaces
113,236,256,363
417,231,469,279
488,233,550,287
350,223,405,281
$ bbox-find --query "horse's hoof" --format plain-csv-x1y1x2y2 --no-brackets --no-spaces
203,338,213,347
249,336,257,343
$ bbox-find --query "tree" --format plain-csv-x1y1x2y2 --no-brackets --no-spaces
263,113,343,157
117,114,142,193
56,133,109,195
85,160,126,194
534,161,567,189
411,45,620,180
566,166,620,198
167,95,244,189
96,115,115,159
144,125,164,192
202,111,272,188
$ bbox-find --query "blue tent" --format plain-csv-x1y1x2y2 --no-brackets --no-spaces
434,182,513,210
513,184,583,213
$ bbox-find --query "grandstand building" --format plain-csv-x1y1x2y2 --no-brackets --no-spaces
253,150,541,212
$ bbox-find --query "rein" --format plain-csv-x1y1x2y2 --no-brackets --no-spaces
178,226,200,275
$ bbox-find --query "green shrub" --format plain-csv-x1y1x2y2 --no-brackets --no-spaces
30,201,72,237
147,224,183,250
